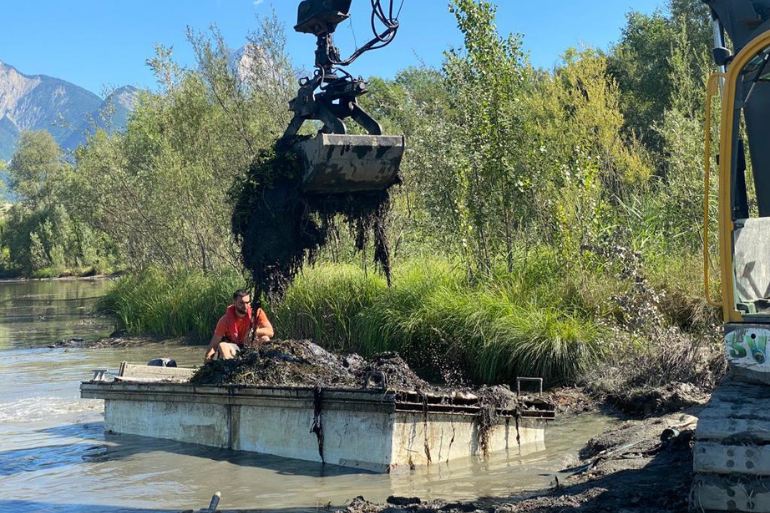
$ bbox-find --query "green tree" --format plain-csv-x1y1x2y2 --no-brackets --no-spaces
7,131,66,209
608,0,712,160
70,12,296,273
443,0,535,275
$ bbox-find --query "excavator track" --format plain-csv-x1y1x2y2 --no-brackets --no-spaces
692,376,770,511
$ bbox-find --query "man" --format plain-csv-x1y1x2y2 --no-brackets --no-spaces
204,290,274,361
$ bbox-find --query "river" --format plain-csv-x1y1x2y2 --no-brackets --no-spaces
0,279,612,513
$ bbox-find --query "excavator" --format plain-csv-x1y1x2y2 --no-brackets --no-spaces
282,0,406,195
693,0,770,510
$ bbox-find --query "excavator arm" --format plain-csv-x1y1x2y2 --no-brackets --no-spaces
282,0,406,195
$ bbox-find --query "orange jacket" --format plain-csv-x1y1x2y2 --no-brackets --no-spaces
214,305,269,346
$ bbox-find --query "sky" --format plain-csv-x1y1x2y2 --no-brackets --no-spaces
0,0,666,96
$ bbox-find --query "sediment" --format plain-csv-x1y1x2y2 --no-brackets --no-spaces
335,413,697,513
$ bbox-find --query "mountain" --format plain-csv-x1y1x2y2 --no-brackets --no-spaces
62,85,140,150
0,61,139,162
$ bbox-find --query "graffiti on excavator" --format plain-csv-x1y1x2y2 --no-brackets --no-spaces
726,327,770,367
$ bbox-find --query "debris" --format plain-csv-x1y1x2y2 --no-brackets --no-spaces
231,143,397,299
190,340,427,390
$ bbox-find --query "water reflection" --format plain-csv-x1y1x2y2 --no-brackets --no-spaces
0,279,114,349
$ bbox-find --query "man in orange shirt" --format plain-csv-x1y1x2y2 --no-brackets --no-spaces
204,290,274,361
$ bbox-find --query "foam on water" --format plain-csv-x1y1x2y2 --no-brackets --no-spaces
0,396,103,424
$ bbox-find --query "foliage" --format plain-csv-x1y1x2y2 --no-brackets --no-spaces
276,257,605,387
0,131,117,276
441,0,535,276
69,13,295,273
6,131,66,209
607,0,712,159
101,267,244,339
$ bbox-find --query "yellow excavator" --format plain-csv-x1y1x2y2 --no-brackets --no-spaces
282,0,406,195
693,0,770,510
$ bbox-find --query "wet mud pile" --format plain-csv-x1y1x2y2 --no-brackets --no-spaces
190,339,429,390
190,339,521,418
231,143,397,297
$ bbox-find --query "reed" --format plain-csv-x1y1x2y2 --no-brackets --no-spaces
101,267,243,340
273,264,387,351
275,255,605,386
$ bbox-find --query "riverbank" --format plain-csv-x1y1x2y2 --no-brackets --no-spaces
0,272,118,284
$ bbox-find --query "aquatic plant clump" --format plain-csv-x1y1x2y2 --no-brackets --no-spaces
190,339,428,390
231,141,397,298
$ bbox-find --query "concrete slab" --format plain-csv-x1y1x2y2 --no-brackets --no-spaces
81,381,552,473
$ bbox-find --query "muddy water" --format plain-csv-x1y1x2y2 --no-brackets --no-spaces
0,280,614,513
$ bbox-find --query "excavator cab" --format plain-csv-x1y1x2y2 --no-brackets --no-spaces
282,0,405,195
702,0,770,375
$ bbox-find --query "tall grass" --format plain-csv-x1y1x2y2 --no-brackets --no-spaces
103,255,607,386
274,265,387,351
101,267,244,340
275,254,605,386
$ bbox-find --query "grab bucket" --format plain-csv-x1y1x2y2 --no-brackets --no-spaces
295,134,405,195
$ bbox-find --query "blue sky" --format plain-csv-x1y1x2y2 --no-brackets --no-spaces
1,0,665,96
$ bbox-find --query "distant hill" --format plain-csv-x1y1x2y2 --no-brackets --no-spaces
0,60,140,162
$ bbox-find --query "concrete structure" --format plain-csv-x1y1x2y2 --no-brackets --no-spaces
81,380,554,473
692,376,770,511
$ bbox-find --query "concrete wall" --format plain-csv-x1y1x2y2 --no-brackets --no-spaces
235,403,395,472
83,383,548,473
389,414,544,470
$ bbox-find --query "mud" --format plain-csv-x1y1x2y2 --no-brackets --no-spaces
190,339,432,391
335,413,698,513
605,381,711,417
545,387,597,416
231,143,397,298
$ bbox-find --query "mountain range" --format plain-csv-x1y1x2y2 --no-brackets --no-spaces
0,60,139,162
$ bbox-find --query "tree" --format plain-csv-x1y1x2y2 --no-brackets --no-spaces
608,0,713,160
7,131,66,209
442,0,535,275
70,12,296,274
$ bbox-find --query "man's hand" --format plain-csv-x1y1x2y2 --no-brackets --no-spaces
205,334,223,363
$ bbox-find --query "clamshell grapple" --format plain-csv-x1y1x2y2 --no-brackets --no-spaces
282,0,405,195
